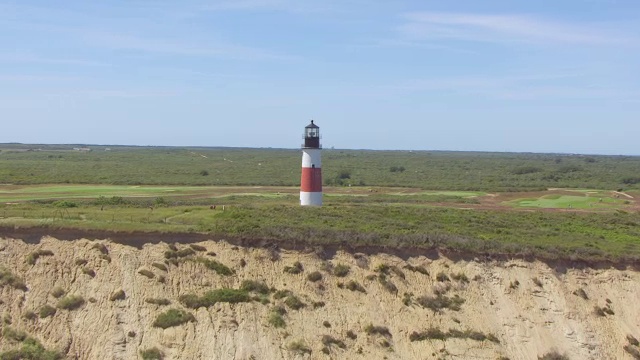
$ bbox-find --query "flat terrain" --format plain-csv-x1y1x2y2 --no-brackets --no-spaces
2,144,640,191
1,184,639,262
1,144,639,262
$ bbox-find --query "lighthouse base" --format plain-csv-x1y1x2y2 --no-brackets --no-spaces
300,191,322,206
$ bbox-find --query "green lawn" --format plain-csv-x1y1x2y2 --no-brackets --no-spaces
509,191,629,209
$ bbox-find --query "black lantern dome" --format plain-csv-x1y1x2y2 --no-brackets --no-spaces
303,120,321,149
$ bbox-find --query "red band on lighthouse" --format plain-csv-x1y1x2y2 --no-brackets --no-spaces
301,167,322,192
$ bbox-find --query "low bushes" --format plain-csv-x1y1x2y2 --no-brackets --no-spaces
268,310,286,328
179,288,251,309
152,262,168,272
193,257,234,276
39,305,57,318
82,267,96,277
451,272,469,283
146,298,171,306
284,294,306,310
91,243,109,255
57,295,85,310
321,335,346,349
288,340,312,355
403,264,429,276
0,267,27,291
538,351,569,360
416,294,465,312
284,261,303,274
409,328,499,343
0,333,64,360
140,347,164,360
345,280,366,293
364,324,392,338
307,271,323,282
110,290,126,301
333,264,350,277
26,249,54,265
189,244,207,252
138,269,155,279
153,308,195,329
240,280,270,295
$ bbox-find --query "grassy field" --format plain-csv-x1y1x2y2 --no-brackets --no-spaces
1,144,640,191
1,144,639,263
0,184,638,261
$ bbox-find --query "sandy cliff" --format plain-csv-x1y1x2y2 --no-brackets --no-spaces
1,236,639,360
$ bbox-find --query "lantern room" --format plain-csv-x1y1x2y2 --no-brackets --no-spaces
303,120,321,149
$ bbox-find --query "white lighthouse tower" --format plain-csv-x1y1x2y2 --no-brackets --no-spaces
300,120,322,206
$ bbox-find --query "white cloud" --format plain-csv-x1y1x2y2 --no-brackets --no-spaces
82,31,296,61
0,53,109,67
399,12,636,46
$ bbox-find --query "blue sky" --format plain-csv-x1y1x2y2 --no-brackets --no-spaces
1,0,639,154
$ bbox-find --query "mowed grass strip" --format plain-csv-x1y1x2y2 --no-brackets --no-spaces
510,195,627,209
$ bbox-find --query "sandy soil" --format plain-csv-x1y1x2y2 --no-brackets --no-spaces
1,236,639,359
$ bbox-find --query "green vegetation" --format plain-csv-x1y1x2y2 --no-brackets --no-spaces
573,288,589,300
0,267,27,291
179,288,251,309
81,267,96,277
532,277,543,287
333,264,350,277
57,295,85,310
364,324,392,338
138,269,155,279
240,280,270,295
3,327,28,342
145,298,171,306
345,280,366,293
409,328,500,343
624,335,640,360
268,311,286,328
538,351,570,360
23,311,37,321
0,330,64,360
287,340,312,355
306,271,323,282
2,147,640,264
153,308,195,329
283,261,303,274
110,289,126,301
189,244,207,252
140,347,164,360
2,146,639,191
273,290,292,299
50,287,66,298
321,335,346,349
283,294,306,310
192,257,234,276
91,243,109,255
39,305,56,318
26,249,54,265
451,272,469,283
152,262,168,271
416,294,465,312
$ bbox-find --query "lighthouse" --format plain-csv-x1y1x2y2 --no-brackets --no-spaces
300,120,322,206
